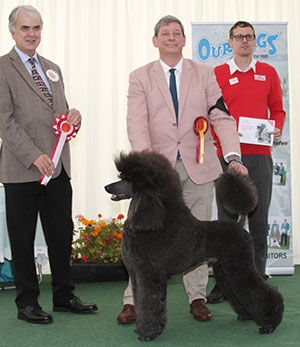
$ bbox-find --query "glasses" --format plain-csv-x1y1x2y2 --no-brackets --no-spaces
231,34,255,41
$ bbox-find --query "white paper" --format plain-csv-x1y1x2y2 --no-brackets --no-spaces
238,117,275,146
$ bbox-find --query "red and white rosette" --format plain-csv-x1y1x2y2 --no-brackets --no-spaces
39,114,79,185
193,116,208,164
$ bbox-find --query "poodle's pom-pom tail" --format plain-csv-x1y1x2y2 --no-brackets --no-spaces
216,171,258,215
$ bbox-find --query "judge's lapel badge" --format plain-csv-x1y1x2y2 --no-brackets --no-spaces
46,69,59,82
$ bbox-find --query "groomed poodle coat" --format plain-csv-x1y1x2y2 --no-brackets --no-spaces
105,151,284,341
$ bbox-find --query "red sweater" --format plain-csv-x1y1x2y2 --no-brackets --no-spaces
212,61,286,156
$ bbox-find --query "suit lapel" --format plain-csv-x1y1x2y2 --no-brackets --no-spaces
9,49,53,108
152,61,175,117
179,59,192,121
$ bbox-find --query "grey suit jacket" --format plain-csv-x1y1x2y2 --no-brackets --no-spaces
0,48,71,183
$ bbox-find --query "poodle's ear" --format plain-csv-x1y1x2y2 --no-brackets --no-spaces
128,194,166,231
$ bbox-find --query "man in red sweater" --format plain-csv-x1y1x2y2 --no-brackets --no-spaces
208,21,286,303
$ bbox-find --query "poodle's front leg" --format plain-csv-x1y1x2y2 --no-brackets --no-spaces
134,275,167,341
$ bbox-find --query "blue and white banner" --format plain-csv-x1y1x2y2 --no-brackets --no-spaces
192,22,293,275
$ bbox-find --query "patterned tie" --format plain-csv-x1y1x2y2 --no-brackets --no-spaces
169,68,178,124
29,57,53,107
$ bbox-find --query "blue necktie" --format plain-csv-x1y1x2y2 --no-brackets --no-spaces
169,68,178,124
170,68,181,159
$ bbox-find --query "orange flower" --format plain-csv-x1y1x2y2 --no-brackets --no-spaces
100,221,107,227
88,220,95,225
94,225,101,233
113,232,123,239
117,214,125,220
102,240,107,246
80,218,90,226
98,213,102,218
81,255,88,260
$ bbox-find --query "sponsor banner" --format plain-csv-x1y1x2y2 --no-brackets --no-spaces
192,22,293,275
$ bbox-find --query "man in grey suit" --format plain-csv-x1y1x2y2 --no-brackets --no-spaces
0,5,97,324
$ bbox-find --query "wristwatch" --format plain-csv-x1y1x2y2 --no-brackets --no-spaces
227,155,243,165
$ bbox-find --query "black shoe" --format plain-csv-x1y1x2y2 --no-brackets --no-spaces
18,305,53,324
207,284,225,304
53,296,98,314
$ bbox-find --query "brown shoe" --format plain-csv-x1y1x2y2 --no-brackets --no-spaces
117,304,136,324
190,299,212,321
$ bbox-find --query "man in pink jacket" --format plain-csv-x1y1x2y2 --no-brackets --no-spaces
117,15,247,324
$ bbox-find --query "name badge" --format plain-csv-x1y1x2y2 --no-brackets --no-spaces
254,74,266,81
229,77,239,85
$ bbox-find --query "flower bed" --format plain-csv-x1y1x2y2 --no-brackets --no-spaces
71,213,124,264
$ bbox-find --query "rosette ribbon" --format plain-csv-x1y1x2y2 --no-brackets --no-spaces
193,117,208,164
39,114,78,185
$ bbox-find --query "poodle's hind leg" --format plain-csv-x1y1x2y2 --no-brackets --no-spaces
212,262,251,321
134,275,167,341
253,283,284,334
213,261,284,333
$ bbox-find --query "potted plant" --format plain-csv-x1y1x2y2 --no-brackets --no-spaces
71,213,128,282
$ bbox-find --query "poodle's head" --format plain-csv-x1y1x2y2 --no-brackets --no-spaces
105,150,183,231
115,150,181,195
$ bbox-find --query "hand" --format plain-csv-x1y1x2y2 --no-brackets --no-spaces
33,154,55,177
67,108,82,126
228,161,248,176
269,127,281,142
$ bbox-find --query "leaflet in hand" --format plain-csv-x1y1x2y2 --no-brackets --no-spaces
238,117,275,146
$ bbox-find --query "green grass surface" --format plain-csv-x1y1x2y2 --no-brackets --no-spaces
0,266,299,347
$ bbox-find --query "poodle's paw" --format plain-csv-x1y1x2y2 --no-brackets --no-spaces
136,325,163,341
259,326,275,334
138,335,153,342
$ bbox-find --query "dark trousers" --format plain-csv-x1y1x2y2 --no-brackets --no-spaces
281,233,288,246
217,155,273,275
4,168,75,309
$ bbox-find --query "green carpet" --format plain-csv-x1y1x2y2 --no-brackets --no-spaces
0,266,299,347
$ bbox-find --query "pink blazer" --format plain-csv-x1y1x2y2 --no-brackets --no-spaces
127,58,241,185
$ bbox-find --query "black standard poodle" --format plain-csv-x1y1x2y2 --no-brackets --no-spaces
105,151,284,342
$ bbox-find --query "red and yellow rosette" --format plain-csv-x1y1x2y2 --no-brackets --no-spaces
39,114,79,185
193,117,208,164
